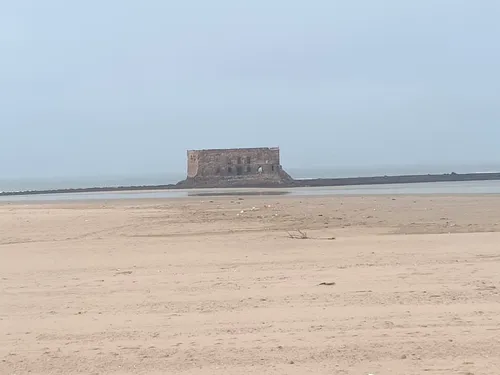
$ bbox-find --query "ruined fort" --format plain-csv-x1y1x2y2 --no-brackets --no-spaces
179,147,293,187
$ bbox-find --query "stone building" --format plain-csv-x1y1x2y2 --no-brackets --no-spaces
182,147,293,187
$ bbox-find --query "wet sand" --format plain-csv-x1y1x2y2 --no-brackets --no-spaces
1,195,500,374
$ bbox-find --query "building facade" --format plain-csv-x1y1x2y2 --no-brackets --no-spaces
184,147,292,186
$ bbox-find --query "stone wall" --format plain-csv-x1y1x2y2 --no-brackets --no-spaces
182,147,292,187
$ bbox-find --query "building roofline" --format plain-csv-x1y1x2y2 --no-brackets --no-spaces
187,147,280,153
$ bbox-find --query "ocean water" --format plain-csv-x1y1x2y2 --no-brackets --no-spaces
2,164,500,193
0,173,185,193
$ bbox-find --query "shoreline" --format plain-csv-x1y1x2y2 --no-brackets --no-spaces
2,171,500,197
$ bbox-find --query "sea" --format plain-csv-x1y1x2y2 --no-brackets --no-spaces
2,164,500,193
2,165,500,203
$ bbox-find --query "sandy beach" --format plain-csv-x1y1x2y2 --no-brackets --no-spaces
1,194,500,374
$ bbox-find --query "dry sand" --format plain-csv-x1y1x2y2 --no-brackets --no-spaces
1,194,500,374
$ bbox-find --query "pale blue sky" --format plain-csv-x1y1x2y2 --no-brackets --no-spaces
1,0,499,180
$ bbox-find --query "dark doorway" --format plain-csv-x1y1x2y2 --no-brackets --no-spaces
246,156,251,164
237,157,242,164
228,166,232,173
236,166,243,175
246,166,251,173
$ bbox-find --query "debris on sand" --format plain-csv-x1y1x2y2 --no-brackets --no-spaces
114,270,133,276
287,229,308,239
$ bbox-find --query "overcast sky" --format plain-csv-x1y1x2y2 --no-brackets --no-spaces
1,0,499,179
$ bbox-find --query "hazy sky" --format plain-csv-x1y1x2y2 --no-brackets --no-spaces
1,0,499,179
